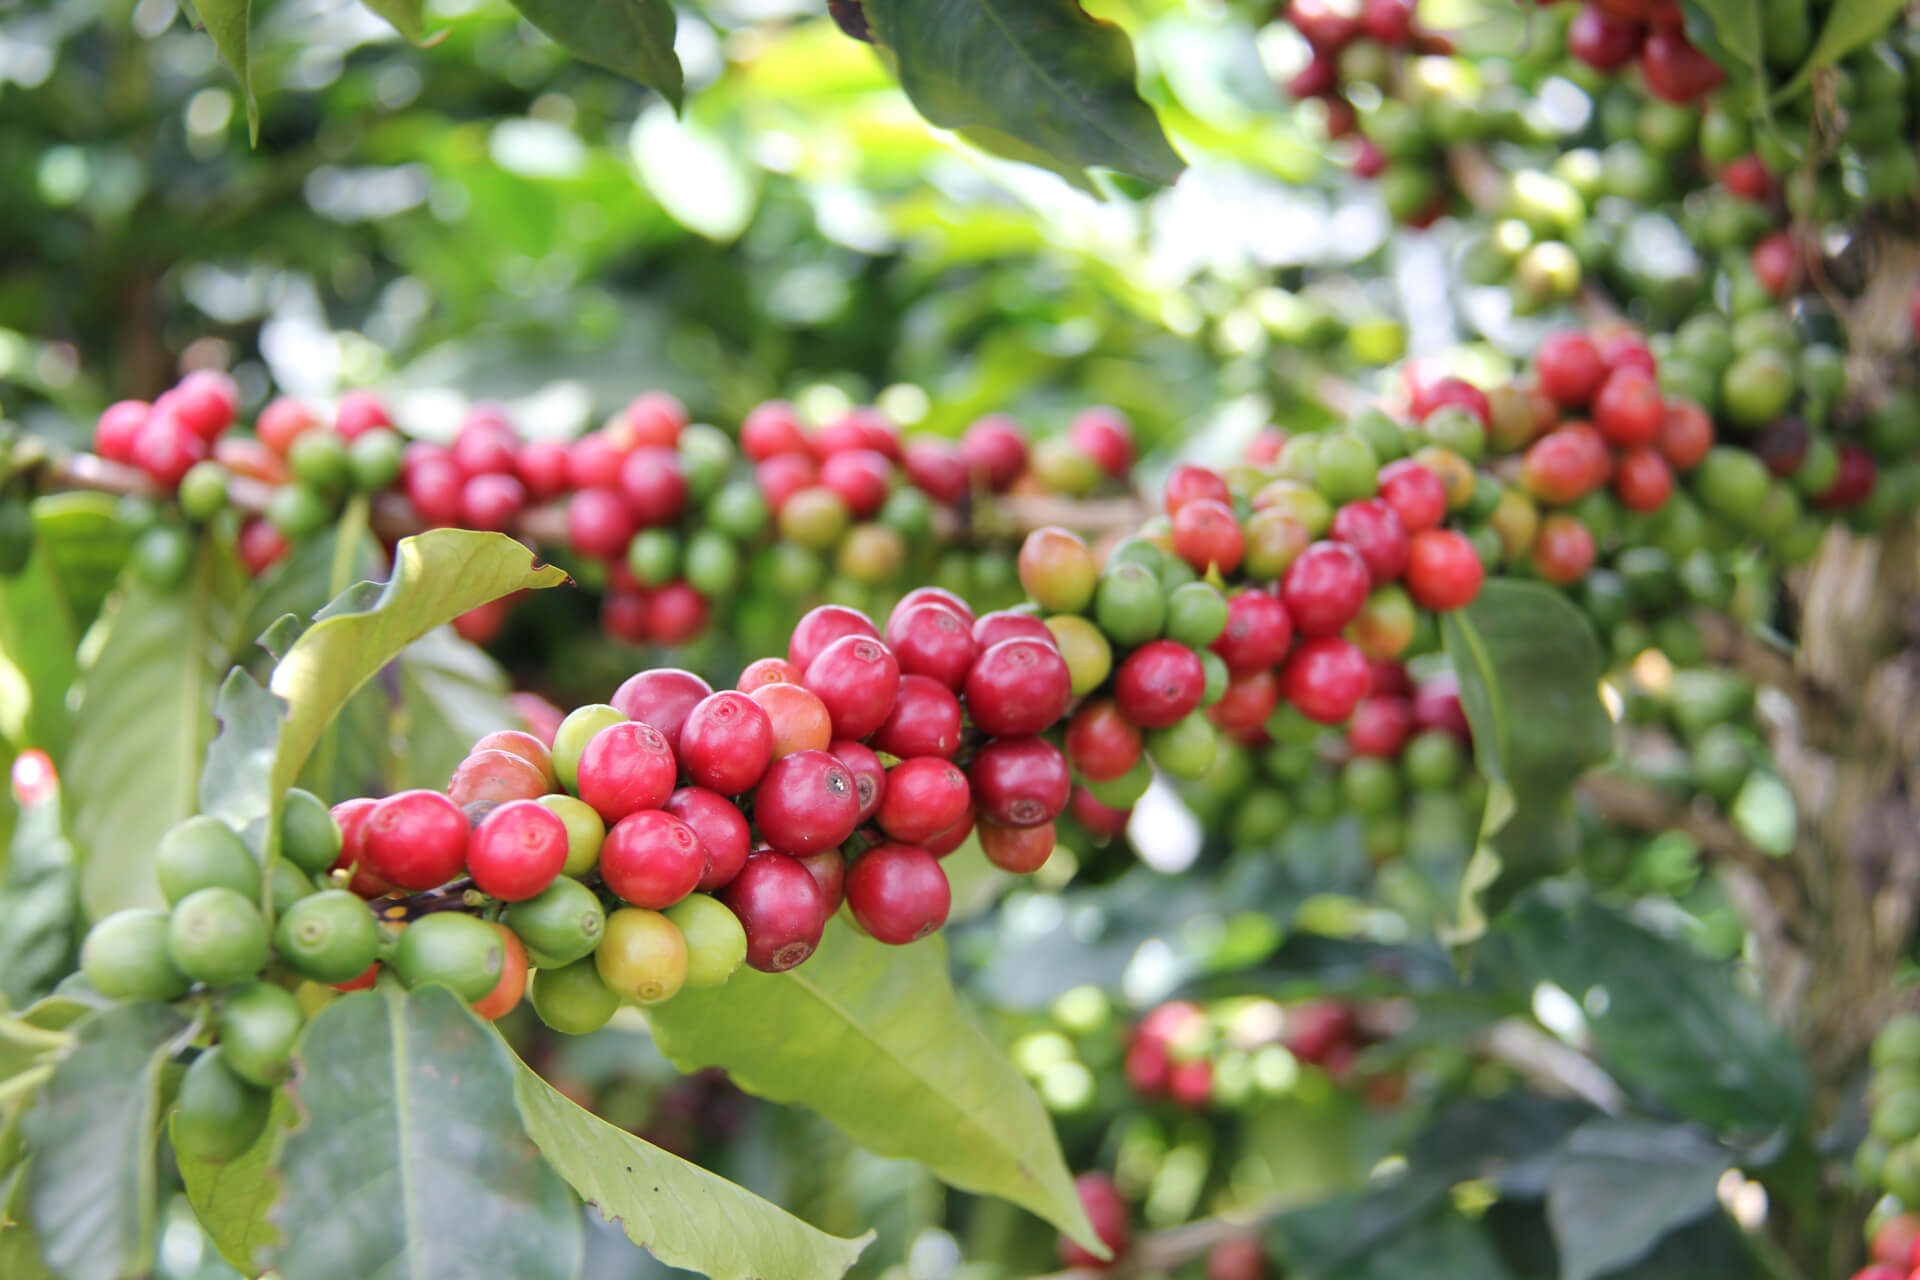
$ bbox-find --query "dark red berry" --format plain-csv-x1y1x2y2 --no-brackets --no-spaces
1065,700,1143,782
968,737,1071,828
788,605,881,671
978,820,1056,873
1347,696,1413,757
846,844,950,944
1376,459,1447,533
363,789,470,891
678,692,774,796
964,637,1072,737
827,739,887,822
876,757,972,844
1330,499,1410,584
971,610,1056,650
1058,1173,1132,1270
752,750,861,856
803,635,902,741
576,722,678,822
602,809,705,909
719,850,827,972
1114,640,1207,729
1281,636,1372,724
1403,529,1485,610
1164,463,1230,514
1281,542,1371,636
467,800,568,901
869,674,963,760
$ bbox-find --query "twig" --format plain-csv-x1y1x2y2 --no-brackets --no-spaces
1577,769,1778,872
1480,1018,1626,1113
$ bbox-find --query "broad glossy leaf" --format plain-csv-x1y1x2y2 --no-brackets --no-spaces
0,1154,54,1280
0,766,79,1008
863,0,1185,186
267,530,566,799
647,925,1103,1253
1488,893,1808,1134
268,987,581,1280
23,1002,190,1280
1547,1119,1729,1280
1441,581,1610,943
361,0,425,40
1678,0,1766,93
196,0,259,141
1773,0,1906,100
175,1096,287,1273
30,494,132,636
513,1055,870,1280
393,627,516,792
198,669,287,866
67,543,250,918
1269,1171,1513,1280
0,540,79,755
508,0,683,108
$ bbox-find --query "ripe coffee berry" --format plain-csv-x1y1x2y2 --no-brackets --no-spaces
601,809,706,909
1205,1236,1267,1280
877,756,973,844
1208,669,1280,738
965,637,1072,737
884,601,979,690
447,749,549,809
575,722,678,822
1656,400,1713,469
804,635,902,740
467,800,569,901
567,488,636,560
1377,459,1447,533
1536,332,1606,407
721,851,827,972
1114,640,1206,728
1329,498,1410,585
1613,446,1674,511
619,447,688,526
820,449,890,517
795,848,846,915
1347,696,1414,757
960,414,1028,489
894,585,975,628
1059,1173,1132,1270
869,674,963,760
982,817,1058,873
904,438,968,500
972,609,1056,650
753,750,861,856
922,807,977,857
1592,368,1665,448
1065,699,1143,782
846,844,951,945
1164,462,1230,514
1170,499,1245,575
738,656,804,691
1069,406,1134,478
789,604,880,671
612,668,713,744
1522,429,1605,505
828,739,888,822
1280,542,1371,636
363,790,470,891
1531,514,1597,584
664,787,752,892
969,737,1071,827
1403,529,1485,611
748,683,835,758
1281,636,1373,725
678,692,774,795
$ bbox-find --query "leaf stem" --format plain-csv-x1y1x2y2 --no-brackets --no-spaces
0,1014,72,1052
0,1063,54,1105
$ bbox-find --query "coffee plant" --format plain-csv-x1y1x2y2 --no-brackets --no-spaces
5,0,1920,1277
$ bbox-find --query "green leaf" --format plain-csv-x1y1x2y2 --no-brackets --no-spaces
862,0,1185,187
1487,893,1809,1134
360,0,425,41
198,668,288,895
1440,581,1611,945
1678,0,1767,93
175,1095,287,1273
195,0,259,142
1269,1171,1513,1280
1547,1119,1729,1280
392,627,516,792
0,764,79,1008
23,1002,191,1280
0,1152,54,1280
268,987,582,1280
266,530,567,800
29,494,132,641
513,1054,870,1280
0,539,79,756
507,0,684,109
647,925,1103,1253
1773,0,1906,101
67,542,250,918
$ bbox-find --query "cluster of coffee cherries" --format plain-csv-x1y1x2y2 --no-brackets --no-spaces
1855,1015,1920,1280
1123,995,1388,1111
87,373,1137,649
1059,1171,1267,1277
1559,0,1724,103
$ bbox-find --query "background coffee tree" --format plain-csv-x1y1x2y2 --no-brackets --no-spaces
4,0,1920,1277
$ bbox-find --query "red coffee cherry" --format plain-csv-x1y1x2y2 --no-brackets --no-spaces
922,806,977,857
820,449,892,518
602,592,651,645
752,750,861,856
971,609,1056,650
755,452,818,513
170,369,238,441
1535,331,1607,407
601,809,705,910
334,389,393,440
1069,406,1134,478
1376,459,1447,533
619,447,688,527
95,400,149,463
903,437,969,503
846,844,951,945
621,390,687,448
1531,514,1597,584
886,601,978,691
665,787,752,892
1280,542,1370,636
738,656,804,691
466,800,568,901
1171,499,1245,574
451,414,520,477
612,668,714,745
1613,446,1674,512
1071,787,1132,840
567,488,637,560
719,850,827,972
1206,1236,1267,1280
515,440,572,501
968,737,1070,828
1208,670,1280,739
1592,368,1664,448
741,400,812,460
1163,462,1230,514
567,431,627,490
877,757,973,844
1064,699,1143,782
827,739,888,822
1567,4,1643,71
1522,429,1606,505
803,635,902,741
1058,1172,1132,1270
448,749,550,809
869,675,963,760
678,691,775,796
1347,696,1414,757
793,847,845,915
1281,636,1372,725
1403,529,1485,611
1114,640,1206,729
959,414,1028,490
237,520,291,577
893,586,975,628
329,796,394,898
405,455,464,526
788,604,881,671
1330,499,1410,585
130,413,209,488
575,722,678,823
363,790,470,891
964,637,1072,737
978,820,1056,873
645,582,710,646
